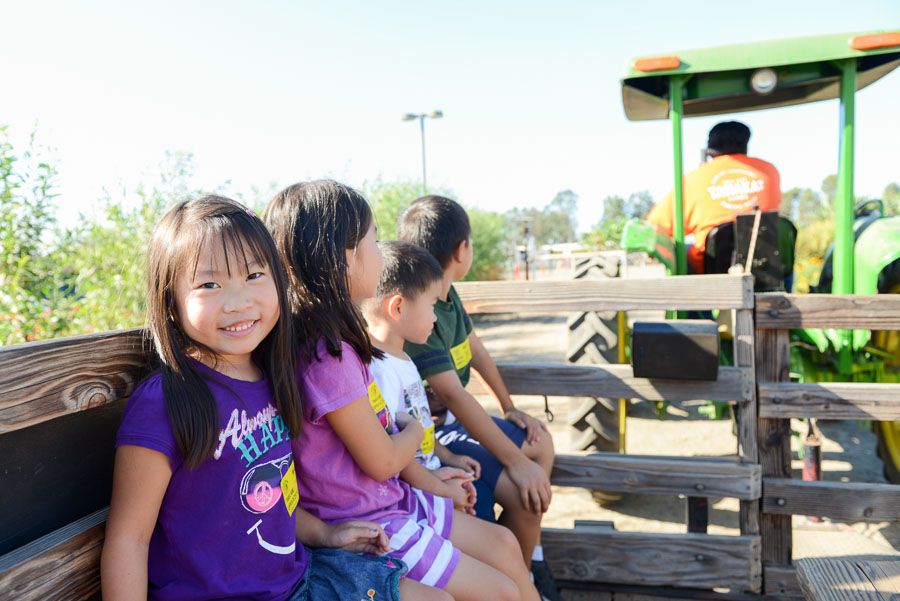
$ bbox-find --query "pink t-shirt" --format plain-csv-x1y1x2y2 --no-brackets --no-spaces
293,338,415,524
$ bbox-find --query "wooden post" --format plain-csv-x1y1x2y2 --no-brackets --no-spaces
755,327,793,588
686,497,709,533
734,308,760,538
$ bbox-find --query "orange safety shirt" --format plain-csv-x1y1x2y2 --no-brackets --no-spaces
647,154,781,274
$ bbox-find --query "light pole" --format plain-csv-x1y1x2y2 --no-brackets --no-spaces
402,110,443,194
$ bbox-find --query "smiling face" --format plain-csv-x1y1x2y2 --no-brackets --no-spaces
398,279,441,345
174,238,279,378
346,219,384,303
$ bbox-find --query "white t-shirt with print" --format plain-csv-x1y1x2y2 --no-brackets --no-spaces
370,352,441,470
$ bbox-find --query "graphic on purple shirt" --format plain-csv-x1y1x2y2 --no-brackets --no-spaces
293,339,416,525
116,360,308,601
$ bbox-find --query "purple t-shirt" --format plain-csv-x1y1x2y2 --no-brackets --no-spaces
117,360,309,601
293,339,415,524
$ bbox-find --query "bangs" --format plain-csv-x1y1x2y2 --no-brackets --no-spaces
176,213,273,282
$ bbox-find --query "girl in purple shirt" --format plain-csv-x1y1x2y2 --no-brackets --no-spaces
101,196,408,601
264,180,540,601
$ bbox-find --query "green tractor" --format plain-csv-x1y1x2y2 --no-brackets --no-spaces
619,30,900,482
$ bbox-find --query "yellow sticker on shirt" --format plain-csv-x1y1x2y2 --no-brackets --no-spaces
422,425,435,455
280,461,299,516
368,380,386,413
450,338,472,370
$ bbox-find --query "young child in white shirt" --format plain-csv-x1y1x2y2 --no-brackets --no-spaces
362,240,481,512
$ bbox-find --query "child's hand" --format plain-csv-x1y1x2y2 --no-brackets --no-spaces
443,478,475,514
324,520,390,555
432,466,474,483
441,452,482,480
503,407,549,445
461,479,478,515
393,411,416,431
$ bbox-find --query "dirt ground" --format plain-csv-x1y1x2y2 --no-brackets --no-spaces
469,311,900,560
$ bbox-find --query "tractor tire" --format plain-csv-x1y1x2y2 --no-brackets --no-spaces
874,259,900,484
567,256,621,456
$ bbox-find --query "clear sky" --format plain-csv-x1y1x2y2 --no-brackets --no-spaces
4,1,899,233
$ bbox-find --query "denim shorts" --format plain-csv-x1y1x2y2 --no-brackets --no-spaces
436,416,527,521
286,548,407,601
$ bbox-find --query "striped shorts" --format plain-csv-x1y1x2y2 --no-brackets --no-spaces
380,488,461,589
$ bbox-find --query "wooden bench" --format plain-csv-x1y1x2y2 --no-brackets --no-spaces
0,329,151,601
796,557,900,601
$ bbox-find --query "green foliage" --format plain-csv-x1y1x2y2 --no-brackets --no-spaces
506,190,578,246
464,207,511,281
362,177,425,239
0,142,205,345
883,182,900,215
581,191,654,250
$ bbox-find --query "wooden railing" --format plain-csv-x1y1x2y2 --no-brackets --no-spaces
753,292,900,598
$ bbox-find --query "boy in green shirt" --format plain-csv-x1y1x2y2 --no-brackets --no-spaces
399,195,560,601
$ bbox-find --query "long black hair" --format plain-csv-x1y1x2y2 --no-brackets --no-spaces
262,180,380,364
146,195,302,468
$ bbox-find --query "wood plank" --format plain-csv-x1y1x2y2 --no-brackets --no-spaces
550,453,761,500
542,528,761,592
0,508,107,601
796,558,882,601
759,383,900,421
763,479,900,522
756,328,793,570
734,308,761,540
756,294,900,330
456,274,754,314
764,564,805,599
0,329,151,434
859,560,900,598
465,363,753,403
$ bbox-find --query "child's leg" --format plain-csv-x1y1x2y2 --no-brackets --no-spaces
447,511,540,601
398,578,454,601
495,430,555,566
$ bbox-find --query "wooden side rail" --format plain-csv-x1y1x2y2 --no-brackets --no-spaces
456,273,754,313
759,382,900,420
0,508,107,601
0,328,151,434
551,453,761,500
467,363,753,402
756,293,900,330
543,526,762,593
762,479,900,522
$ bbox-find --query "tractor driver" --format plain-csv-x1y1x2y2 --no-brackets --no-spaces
647,120,782,274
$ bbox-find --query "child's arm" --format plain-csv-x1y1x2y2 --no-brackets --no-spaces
326,394,424,482
101,445,172,601
468,329,549,445
426,369,551,513
399,458,473,513
295,506,389,555
433,441,481,479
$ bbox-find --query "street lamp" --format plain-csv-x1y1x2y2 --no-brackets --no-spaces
402,110,443,194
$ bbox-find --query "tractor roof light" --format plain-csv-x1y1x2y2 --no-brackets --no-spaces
850,32,900,50
634,55,680,72
750,68,778,95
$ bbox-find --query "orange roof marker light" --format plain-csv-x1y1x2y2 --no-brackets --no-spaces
850,32,900,51
633,55,680,72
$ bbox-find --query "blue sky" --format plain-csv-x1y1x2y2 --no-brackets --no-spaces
4,1,899,233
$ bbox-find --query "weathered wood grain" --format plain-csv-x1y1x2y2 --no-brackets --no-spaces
859,560,900,598
759,382,900,420
550,453,761,500
756,294,900,330
542,528,761,592
456,274,754,313
764,564,805,599
734,308,761,539
465,363,752,402
0,508,106,601
763,479,900,522
796,558,884,601
0,329,151,433
756,328,793,570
